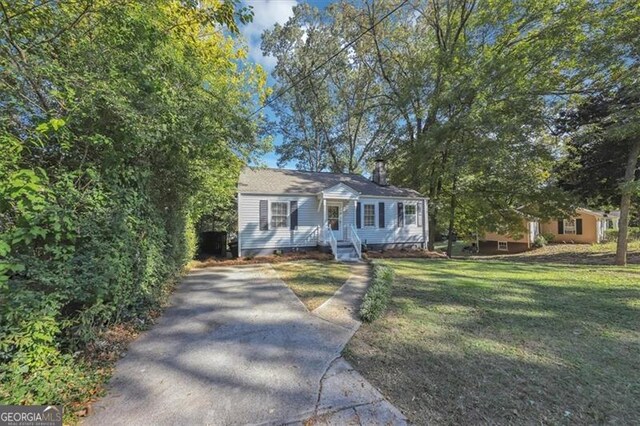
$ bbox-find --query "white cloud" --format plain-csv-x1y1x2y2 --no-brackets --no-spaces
241,0,297,70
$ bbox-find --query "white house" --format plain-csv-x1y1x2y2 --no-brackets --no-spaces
237,160,428,261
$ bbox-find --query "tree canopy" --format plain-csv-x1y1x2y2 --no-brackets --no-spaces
264,0,598,250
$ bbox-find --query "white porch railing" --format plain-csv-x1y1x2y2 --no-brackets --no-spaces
348,224,362,259
324,225,338,260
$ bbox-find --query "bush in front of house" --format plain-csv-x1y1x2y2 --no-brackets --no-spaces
533,235,548,248
604,227,640,243
542,232,555,243
605,229,619,242
359,263,395,323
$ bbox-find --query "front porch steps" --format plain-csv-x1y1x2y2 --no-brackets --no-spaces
336,244,360,262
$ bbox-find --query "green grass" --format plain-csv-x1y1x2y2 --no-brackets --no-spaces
272,260,352,310
345,259,640,424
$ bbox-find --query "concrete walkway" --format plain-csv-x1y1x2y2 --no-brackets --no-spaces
86,264,406,426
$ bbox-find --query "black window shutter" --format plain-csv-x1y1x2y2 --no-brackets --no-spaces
379,202,385,228
290,200,298,230
259,200,268,231
356,202,362,229
557,220,564,234
398,202,404,227
576,218,583,235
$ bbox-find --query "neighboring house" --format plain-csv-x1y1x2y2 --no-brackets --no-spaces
479,208,620,253
237,160,428,261
540,208,619,244
479,218,540,254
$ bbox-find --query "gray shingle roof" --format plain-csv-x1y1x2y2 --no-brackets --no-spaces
238,167,423,198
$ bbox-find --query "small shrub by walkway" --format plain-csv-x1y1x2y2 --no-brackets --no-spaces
359,263,395,322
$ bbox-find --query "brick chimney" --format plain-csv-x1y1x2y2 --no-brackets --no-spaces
372,159,388,186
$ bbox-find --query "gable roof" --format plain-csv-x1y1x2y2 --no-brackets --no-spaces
238,167,422,198
577,207,620,218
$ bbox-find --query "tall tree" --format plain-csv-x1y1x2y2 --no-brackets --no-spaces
555,0,639,265
367,0,584,250
262,2,398,173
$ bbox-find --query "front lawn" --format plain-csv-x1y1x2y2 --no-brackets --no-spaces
345,259,640,424
272,260,352,310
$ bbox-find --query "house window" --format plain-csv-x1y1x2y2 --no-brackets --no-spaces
563,218,576,234
270,202,288,228
364,204,375,227
404,204,417,226
498,241,508,251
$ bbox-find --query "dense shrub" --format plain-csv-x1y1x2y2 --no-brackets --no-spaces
605,229,619,242
604,227,640,243
542,232,555,243
0,0,264,411
359,263,395,323
533,235,547,248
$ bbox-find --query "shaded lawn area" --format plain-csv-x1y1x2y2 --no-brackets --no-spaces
433,240,470,257
272,260,352,310
345,259,640,424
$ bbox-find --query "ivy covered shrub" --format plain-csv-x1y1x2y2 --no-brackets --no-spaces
0,168,188,405
359,263,395,323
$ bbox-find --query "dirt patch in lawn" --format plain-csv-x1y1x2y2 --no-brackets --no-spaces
271,260,353,310
345,259,640,425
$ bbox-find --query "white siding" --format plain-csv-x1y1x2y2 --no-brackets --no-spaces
238,193,427,254
239,195,321,251
322,183,359,199
356,197,425,245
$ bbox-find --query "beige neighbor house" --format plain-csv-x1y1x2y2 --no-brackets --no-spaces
479,208,620,254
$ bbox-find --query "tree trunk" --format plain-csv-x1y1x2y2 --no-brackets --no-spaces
615,140,640,266
427,176,443,251
428,215,437,251
446,175,458,257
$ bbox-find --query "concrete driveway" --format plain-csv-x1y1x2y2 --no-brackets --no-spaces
87,264,405,425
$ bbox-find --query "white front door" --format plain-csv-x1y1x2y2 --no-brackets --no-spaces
529,221,539,243
327,203,343,241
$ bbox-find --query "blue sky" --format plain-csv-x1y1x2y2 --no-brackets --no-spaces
240,0,331,168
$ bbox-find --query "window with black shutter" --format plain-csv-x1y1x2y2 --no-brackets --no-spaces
378,202,385,228
397,202,404,227
290,200,298,230
259,200,268,231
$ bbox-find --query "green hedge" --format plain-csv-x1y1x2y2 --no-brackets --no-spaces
0,0,263,412
604,227,640,242
359,263,395,323
0,173,191,405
